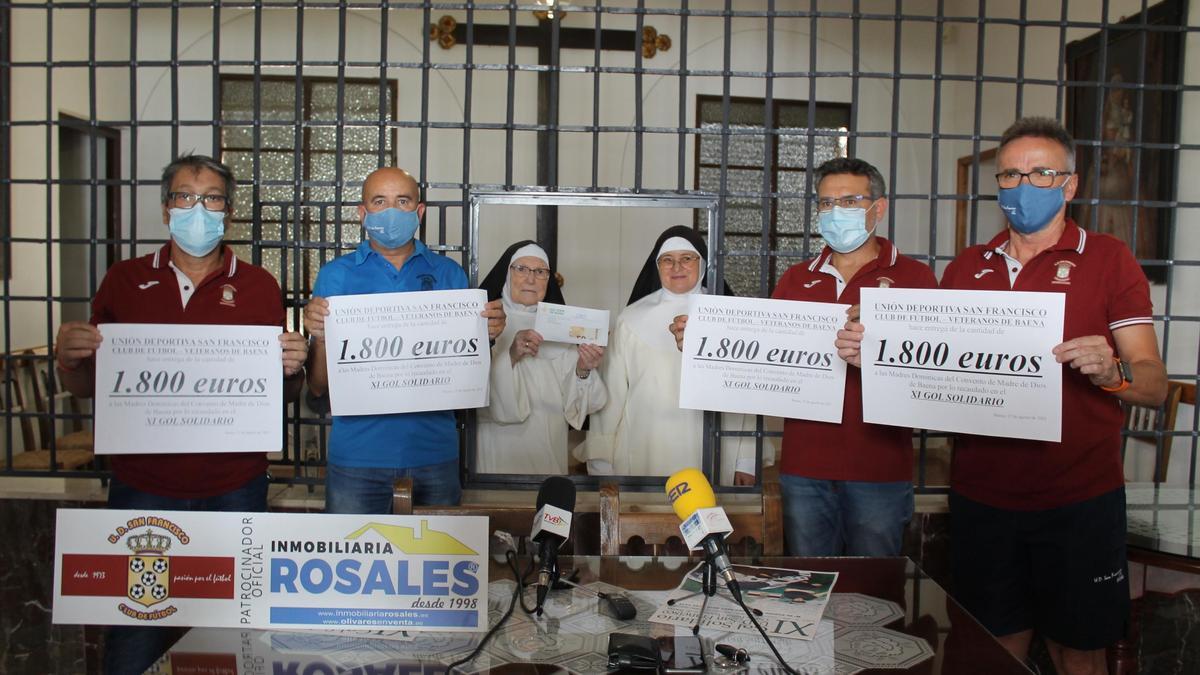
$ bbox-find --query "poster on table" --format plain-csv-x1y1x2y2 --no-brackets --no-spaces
649,563,838,641
53,509,488,631
322,289,491,416
678,294,849,421
859,287,1065,442
93,323,282,454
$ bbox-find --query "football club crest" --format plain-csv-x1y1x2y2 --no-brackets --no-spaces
1052,260,1075,285
126,529,171,608
876,276,894,288
219,283,237,306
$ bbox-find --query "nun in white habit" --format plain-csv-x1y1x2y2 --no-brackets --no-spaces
476,241,607,474
577,226,774,484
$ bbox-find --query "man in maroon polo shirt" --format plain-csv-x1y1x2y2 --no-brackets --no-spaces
672,157,935,556
770,157,935,556
53,154,307,675
845,118,1166,675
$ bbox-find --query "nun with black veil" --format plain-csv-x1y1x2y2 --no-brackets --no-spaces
576,225,774,484
476,241,607,474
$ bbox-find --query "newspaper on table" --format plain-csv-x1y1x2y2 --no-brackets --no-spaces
649,563,837,641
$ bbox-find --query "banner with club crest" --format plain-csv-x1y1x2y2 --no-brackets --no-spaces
52,509,488,631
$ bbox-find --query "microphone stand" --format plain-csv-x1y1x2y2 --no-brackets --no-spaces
666,557,762,635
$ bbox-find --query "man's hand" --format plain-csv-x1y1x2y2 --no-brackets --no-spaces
509,329,543,364
669,314,688,352
303,296,330,340
576,343,605,375
279,331,308,377
834,304,864,368
483,298,506,340
733,471,756,486
55,322,102,370
1053,335,1120,388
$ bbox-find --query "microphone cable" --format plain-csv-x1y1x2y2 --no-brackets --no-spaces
730,590,799,675
446,549,534,674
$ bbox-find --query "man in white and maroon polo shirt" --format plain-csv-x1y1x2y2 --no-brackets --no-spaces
942,118,1165,675
672,157,936,556
769,158,935,556
53,154,308,675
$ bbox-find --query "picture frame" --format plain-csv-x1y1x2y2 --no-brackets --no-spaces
1065,0,1186,284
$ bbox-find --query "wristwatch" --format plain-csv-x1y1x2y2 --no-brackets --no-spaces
1099,357,1132,393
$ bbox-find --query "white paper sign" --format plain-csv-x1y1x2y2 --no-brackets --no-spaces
93,323,282,455
532,302,610,346
679,294,849,421
860,287,1065,442
323,289,491,416
53,509,489,631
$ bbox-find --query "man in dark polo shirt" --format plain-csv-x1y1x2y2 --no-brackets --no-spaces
53,154,307,675
862,117,1163,675
771,158,936,556
671,157,935,556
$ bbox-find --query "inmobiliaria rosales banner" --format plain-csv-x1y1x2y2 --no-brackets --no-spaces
52,509,488,631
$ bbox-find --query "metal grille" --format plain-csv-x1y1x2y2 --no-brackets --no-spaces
2,1,1198,493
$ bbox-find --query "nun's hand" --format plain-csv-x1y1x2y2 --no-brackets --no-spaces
482,298,506,340
835,304,865,368
509,329,543,364
576,343,605,375
733,471,755,486
669,314,689,352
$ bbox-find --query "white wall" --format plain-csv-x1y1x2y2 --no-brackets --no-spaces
6,0,1200,479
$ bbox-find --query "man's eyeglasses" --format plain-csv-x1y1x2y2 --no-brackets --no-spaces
995,169,1072,190
510,264,551,280
657,253,701,270
816,195,873,212
168,192,229,211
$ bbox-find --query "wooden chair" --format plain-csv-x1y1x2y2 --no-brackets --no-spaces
26,350,94,451
1,349,94,471
1123,380,1189,483
598,481,784,557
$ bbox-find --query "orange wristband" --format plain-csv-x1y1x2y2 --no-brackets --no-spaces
1099,357,1130,393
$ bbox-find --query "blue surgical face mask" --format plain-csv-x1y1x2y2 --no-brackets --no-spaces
363,208,420,249
998,182,1066,235
168,204,226,257
818,204,876,253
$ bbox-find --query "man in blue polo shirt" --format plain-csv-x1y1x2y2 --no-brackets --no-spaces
304,167,506,512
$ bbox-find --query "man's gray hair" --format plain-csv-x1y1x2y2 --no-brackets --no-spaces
999,117,1077,172
161,154,237,208
813,157,887,200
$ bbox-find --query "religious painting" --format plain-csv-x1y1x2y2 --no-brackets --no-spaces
1065,0,1185,284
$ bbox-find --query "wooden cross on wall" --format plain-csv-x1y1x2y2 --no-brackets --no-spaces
430,11,672,267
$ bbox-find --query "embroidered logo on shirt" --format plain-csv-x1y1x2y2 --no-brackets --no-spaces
802,279,822,288
876,276,894,288
219,284,237,307
973,269,995,279
137,281,160,290
1052,260,1075,285
419,274,436,291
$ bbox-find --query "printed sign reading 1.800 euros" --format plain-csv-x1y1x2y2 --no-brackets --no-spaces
334,334,482,364
108,370,270,396
691,335,835,369
872,339,1044,375
323,289,491,417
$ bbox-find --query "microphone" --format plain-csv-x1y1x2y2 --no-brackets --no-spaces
665,468,744,605
531,476,576,614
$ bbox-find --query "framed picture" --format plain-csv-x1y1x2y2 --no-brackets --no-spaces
1065,0,1186,284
